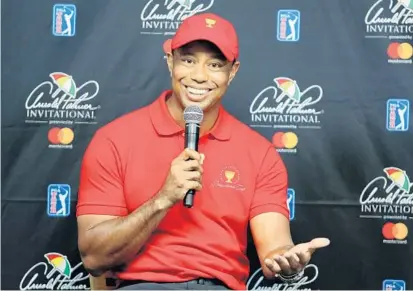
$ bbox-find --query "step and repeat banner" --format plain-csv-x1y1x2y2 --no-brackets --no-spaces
2,0,412,290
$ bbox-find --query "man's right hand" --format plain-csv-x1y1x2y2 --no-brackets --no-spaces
159,148,204,205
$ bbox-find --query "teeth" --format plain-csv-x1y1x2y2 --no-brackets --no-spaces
187,87,209,95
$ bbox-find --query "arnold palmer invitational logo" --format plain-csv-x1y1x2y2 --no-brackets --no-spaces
365,0,413,40
360,167,413,220
19,253,89,290
246,264,319,291
25,72,100,125
140,0,214,35
249,77,324,130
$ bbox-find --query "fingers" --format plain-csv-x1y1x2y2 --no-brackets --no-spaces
184,170,202,183
296,251,310,265
175,150,206,192
299,237,330,255
264,258,281,274
181,159,203,173
292,238,330,256
263,238,330,277
182,164,203,191
185,180,202,191
285,244,313,264
309,238,330,250
176,149,205,171
265,254,297,276
264,246,313,276
180,148,202,162
283,252,302,270
267,253,307,276
274,255,296,275
286,248,311,269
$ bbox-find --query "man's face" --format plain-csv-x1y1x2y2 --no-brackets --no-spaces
167,40,240,112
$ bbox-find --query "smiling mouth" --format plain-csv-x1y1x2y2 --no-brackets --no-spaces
183,85,212,101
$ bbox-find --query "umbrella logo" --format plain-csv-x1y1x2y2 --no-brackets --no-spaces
383,167,412,193
50,73,77,97
398,0,413,10
140,0,214,35
176,0,194,9
44,253,72,278
274,77,301,102
249,76,324,130
25,71,100,125
364,0,413,41
20,252,90,290
360,167,413,220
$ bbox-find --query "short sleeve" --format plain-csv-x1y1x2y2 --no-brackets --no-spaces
249,146,289,220
76,130,128,217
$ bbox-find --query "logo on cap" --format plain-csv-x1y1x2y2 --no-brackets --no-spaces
205,18,216,28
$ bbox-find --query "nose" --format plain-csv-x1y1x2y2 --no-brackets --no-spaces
190,64,208,83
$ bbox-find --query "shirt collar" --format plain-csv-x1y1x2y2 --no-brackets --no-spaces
149,90,232,141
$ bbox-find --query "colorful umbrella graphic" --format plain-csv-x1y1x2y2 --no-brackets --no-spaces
44,253,72,277
399,0,413,10
177,0,193,9
274,77,301,102
383,167,412,192
50,72,77,96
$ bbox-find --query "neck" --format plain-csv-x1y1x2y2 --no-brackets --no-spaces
166,93,220,136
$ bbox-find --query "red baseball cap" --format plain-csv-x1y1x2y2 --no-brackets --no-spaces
163,13,239,62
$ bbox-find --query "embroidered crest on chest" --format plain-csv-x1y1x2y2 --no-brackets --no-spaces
210,165,246,191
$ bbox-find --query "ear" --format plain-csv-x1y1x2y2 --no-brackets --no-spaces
166,52,174,77
228,61,240,85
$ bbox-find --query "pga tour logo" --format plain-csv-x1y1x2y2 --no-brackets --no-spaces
52,4,76,37
287,188,295,220
47,184,71,217
277,10,300,42
382,279,406,290
386,98,410,131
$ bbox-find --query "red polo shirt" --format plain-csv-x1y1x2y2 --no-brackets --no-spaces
77,90,289,290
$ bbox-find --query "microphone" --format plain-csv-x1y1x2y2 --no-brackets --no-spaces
183,105,204,208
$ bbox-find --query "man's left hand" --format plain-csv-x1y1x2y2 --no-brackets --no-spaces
264,237,330,276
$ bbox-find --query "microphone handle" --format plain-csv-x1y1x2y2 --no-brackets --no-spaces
183,123,200,208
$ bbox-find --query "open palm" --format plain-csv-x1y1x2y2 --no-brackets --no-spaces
264,237,330,276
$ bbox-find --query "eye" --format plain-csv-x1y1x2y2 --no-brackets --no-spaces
181,58,194,64
209,62,223,69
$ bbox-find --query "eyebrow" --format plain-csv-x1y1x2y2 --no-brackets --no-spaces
177,48,227,61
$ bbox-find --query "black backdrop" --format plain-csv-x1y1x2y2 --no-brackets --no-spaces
2,0,413,290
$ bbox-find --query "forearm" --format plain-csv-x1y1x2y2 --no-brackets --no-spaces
81,193,173,275
250,212,295,278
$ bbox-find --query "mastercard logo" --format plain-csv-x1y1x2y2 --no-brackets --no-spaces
272,132,298,149
382,222,408,240
387,42,413,60
48,127,74,145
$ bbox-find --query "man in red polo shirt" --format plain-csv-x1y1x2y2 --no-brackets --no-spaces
76,12,330,290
